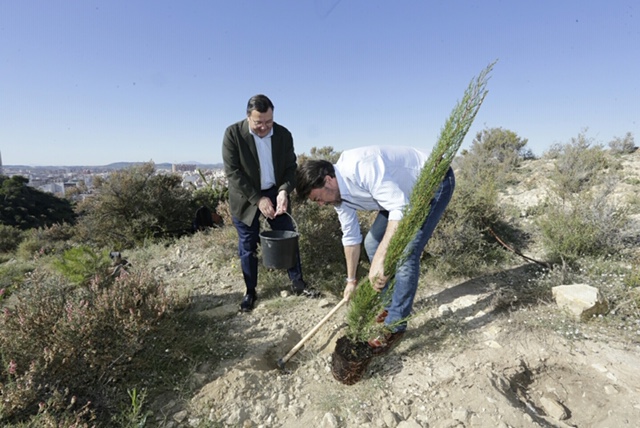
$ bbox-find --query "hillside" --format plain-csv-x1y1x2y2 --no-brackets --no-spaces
125,150,640,427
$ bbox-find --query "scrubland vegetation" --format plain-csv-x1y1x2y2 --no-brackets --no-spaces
0,129,638,426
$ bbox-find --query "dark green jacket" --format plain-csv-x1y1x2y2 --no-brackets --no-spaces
222,119,297,226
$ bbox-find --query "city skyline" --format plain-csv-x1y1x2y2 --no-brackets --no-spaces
2,1,638,166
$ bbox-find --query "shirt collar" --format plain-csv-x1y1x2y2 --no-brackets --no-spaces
248,121,274,139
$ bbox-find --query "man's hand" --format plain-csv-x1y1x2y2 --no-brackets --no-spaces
275,190,288,216
369,269,389,292
258,196,276,219
343,280,357,300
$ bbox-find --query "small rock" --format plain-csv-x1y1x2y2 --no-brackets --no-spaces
551,284,609,320
438,305,453,316
382,410,399,427
318,298,332,308
452,408,469,421
540,394,568,420
397,419,423,428
604,384,619,395
320,412,339,428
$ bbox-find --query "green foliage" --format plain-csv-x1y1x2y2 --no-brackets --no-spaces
544,131,615,200
0,175,76,230
425,176,516,278
0,269,176,426
537,134,628,265
15,223,75,260
429,127,532,278
0,225,23,254
0,259,34,297
52,246,112,286
456,127,530,187
536,185,628,265
608,132,636,155
190,168,229,214
116,388,151,428
345,60,495,342
297,146,342,164
73,162,195,249
294,201,348,296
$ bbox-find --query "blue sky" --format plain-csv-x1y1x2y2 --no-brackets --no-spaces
1,1,638,166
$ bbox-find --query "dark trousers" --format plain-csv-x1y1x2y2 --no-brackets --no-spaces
231,187,303,293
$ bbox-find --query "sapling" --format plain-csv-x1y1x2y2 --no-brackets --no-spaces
345,61,496,342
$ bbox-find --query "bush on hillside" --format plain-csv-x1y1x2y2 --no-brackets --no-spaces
0,175,76,230
15,223,75,260
543,131,617,200
52,246,113,286
425,175,520,278
536,180,628,265
73,162,194,249
297,146,342,165
424,128,531,279
0,269,176,426
456,127,532,188
0,225,23,254
293,201,351,295
608,132,636,155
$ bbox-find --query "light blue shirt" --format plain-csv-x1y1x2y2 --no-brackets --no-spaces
333,145,430,246
249,125,276,190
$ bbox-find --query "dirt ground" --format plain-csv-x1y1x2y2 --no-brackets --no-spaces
147,150,640,428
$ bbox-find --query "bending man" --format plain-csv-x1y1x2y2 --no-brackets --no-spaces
296,146,454,353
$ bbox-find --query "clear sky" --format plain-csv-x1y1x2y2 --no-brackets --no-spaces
1,1,638,166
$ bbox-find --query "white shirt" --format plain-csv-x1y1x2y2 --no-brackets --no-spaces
333,145,430,246
249,125,276,190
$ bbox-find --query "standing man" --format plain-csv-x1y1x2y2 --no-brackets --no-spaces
223,94,309,312
295,146,455,353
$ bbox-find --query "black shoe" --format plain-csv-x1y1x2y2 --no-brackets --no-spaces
291,279,322,298
291,279,307,295
240,292,257,312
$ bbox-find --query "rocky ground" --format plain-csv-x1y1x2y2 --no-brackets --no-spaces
138,150,640,428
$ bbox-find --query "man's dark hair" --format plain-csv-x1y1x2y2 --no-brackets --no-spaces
295,159,335,200
246,94,274,115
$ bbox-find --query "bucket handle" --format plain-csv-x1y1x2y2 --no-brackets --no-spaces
285,212,298,233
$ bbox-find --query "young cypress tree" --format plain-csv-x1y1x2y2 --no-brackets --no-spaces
345,61,496,342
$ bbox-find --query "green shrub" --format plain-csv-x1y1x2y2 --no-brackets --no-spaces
536,188,628,264
544,131,616,199
0,269,176,425
73,162,195,249
455,127,530,188
0,175,76,230
294,201,350,295
425,175,519,278
14,224,74,260
608,132,636,155
52,246,112,286
0,259,34,297
0,225,23,254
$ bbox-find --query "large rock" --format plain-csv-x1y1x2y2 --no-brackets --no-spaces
551,284,609,321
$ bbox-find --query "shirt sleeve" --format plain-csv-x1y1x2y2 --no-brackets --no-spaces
335,205,363,246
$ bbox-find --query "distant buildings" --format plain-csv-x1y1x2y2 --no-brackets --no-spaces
1,161,227,199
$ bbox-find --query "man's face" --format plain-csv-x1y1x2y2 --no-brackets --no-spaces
247,108,274,138
308,176,341,206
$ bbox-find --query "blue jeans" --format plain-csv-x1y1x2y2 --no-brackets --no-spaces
231,187,303,293
364,167,455,332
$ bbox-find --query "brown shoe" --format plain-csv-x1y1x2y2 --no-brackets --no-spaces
375,310,388,323
368,330,405,355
